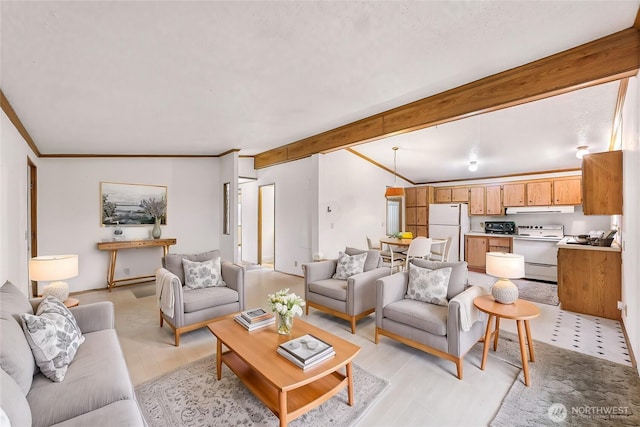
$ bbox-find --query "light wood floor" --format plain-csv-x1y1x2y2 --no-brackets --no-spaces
74,269,521,426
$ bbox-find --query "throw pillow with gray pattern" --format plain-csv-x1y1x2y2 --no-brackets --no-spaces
182,257,226,289
406,264,452,306
332,251,368,280
20,296,85,382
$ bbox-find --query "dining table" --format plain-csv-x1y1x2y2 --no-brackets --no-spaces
379,237,447,270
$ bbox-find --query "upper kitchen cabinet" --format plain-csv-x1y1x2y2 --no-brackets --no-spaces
469,187,485,215
485,185,502,215
405,186,430,237
435,186,469,203
503,183,525,207
434,188,452,203
582,151,623,215
405,187,417,207
553,178,582,205
526,181,552,206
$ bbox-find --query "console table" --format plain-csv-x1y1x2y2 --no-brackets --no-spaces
97,238,176,291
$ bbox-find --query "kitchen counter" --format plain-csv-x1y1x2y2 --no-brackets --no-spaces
557,237,621,252
465,231,514,238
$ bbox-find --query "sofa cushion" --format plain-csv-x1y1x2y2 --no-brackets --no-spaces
383,298,448,336
0,368,32,427
27,329,135,427
0,316,37,394
182,257,225,289
309,279,348,301
1,280,35,321
406,264,452,306
182,286,239,313
345,247,381,271
163,250,221,284
21,296,85,382
333,251,367,279
410,259,468,300
51,400,145,427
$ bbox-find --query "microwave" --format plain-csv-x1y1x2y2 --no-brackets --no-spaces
485,221,516,234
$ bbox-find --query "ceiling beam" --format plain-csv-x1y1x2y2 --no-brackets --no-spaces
1,90,41,156
255,26,640,170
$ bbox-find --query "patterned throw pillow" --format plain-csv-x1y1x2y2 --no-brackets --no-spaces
182,257,226,289
332,251,368,280
406,264,452,306
20,296,85,382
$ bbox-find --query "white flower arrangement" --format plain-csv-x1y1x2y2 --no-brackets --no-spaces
267,288,305,318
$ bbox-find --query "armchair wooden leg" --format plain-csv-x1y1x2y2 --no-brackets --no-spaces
159,310,163,327
175,330,180,347
305,305,309,315
375,328,380,344
455,358,463,380
350,318,356,334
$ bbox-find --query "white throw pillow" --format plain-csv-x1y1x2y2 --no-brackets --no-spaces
182,257,226,289
21,296,85,382
406,264,452,306
332,251,367,280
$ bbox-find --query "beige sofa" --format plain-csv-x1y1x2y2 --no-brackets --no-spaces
0,280,145,427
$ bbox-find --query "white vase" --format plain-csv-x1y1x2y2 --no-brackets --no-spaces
152,217,162,239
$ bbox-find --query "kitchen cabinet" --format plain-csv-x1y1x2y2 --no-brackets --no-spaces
557,247,621,320
434,188,452,203
465,235,512,272
503,183,525,207
469,187,485,215
526,181,552,206
451,187,469,202
485,185,502,215
405,186,430,237
553,178,582,205
582,151,623,215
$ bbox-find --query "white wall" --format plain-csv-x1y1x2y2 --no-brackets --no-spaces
621,76,640,361
260,184,275,262
317,149,410,259
37,157,221,293
219,151,238,262
0,111,39,295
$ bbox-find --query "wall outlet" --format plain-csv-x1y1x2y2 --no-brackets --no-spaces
617,301,624,311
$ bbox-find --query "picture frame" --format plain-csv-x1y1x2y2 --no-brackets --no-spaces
101,182,167,226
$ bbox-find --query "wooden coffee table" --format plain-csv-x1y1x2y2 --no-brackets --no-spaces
473,295,541,386
207,316,361,427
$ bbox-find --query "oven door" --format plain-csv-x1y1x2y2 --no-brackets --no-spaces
512,237,559,282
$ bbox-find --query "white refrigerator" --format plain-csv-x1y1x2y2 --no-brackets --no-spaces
428,203,470,262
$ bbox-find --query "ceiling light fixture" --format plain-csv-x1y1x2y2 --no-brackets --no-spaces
576,145,590,159
468,161,478,172
385,147,405,198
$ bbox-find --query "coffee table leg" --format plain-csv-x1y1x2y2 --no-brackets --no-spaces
516,320,531,386
525,320,535,362
481,314,494,370
279,390,287,427
346,362,355,406
493,316,501,351
216,339,222,380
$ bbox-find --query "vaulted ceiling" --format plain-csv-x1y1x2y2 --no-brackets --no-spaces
1,1,639,183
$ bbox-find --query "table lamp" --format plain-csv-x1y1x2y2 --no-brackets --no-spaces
29,254,79,301
485,252,524,304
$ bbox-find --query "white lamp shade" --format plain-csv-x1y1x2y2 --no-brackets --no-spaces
29,255,79,281
485,252,524,279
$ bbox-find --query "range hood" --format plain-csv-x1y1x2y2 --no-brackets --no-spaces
505,206,575,214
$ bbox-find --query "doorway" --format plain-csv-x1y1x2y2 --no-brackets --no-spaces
28,158,37,296
258,184,275,269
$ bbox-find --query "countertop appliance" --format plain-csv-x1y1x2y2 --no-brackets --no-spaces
428,203,470,262
512,224,564,282
485,221,516,235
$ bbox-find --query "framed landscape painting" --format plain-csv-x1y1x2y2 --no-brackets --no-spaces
101,182,167,226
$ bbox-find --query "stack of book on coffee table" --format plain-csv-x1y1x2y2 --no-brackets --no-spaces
234,308,275,331
277,334,335,370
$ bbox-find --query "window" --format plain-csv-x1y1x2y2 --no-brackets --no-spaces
386,197,403,236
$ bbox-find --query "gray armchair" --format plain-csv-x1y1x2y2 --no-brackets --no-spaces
156,250,244,346
375,259,487,379
303,247,390,333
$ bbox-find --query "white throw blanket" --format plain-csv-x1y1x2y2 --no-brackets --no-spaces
156,268,179,315
457,285,487,332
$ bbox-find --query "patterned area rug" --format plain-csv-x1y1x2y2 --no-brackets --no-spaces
474,332,640,426
512,279,559,306
135,355,389,427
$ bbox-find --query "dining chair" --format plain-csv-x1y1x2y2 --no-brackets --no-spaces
404,237,432,270
429,237,453,262
370,237,404,274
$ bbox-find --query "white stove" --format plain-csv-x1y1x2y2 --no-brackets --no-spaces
513,225,564,282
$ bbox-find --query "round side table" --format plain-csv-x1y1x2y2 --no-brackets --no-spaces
63,297,80,308
473,295,540,386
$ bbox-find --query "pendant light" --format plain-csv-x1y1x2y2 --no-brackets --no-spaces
385,147,405,198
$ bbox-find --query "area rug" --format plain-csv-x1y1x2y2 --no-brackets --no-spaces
135,355,389,427
479,332,640,426
512,279,559,306
131,283,156,299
